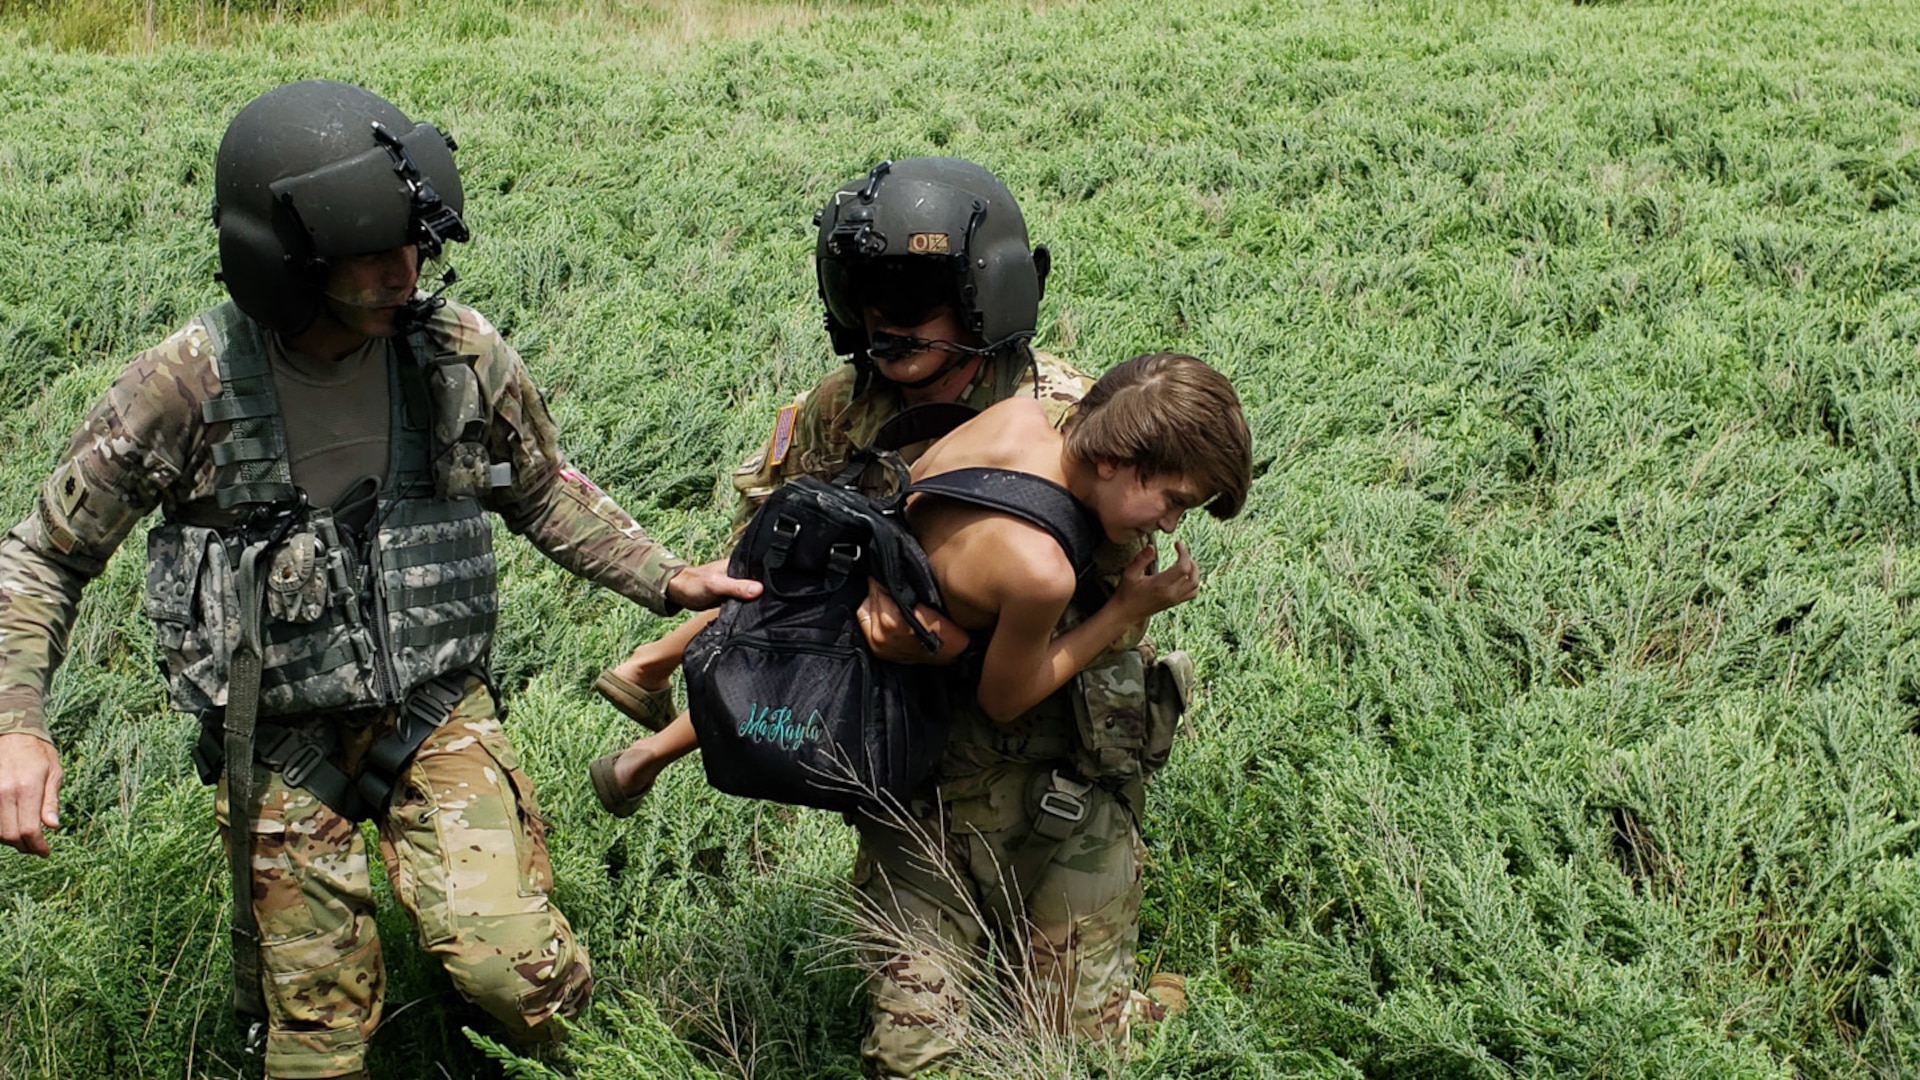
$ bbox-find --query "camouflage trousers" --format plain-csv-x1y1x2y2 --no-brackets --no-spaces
852,772,1148,1078
215,677,591,1079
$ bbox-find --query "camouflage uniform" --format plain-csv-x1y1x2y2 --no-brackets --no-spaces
728,349,1179,1077
0,300,686,1079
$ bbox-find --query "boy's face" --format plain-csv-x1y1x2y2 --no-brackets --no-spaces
1088,463,1209,543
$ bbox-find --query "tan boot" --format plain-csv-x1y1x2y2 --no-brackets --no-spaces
1142,971,1188,1020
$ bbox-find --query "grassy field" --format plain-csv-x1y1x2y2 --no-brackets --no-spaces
3,0,1920,1076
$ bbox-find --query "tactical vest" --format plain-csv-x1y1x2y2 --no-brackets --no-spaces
143,302,498,718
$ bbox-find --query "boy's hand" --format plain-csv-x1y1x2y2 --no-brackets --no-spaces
1114,540,1200,618
859,578,972,665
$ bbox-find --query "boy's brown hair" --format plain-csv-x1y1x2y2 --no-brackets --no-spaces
1062,352,1252,519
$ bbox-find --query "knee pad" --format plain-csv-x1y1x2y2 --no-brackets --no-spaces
439,912,592,1033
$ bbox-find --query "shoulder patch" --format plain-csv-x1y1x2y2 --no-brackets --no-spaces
767,404,799,467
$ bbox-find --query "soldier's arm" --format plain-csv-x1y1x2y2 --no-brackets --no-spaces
469,327,759,611
0,337,192,855
476,342,694,613
0,336,192,743
726,387,822,538
0,527,90,855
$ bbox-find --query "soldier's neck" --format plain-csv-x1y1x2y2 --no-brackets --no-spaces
898,354,986,406
282,312,376,363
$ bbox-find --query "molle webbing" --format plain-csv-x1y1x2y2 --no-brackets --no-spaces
173,303,497,719
201,302,297,510
374,493,496,692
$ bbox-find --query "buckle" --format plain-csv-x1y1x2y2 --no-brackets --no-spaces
279,740,326,788
1036,788,1087,825
252,726,298,769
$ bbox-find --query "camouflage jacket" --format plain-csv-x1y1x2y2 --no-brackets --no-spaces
0,301,687,744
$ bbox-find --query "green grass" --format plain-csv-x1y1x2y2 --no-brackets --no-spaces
4,0,1920,1076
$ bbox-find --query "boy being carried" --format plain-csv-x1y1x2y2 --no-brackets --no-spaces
592,350,1248,809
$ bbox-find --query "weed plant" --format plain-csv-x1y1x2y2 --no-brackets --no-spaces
3,0,1920,1076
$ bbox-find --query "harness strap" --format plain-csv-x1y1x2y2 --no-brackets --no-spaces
356,673,469,811
977,769,1095,929
222,539,273,1039
200,303,298,511
863,769,1101,935
194,672,474,823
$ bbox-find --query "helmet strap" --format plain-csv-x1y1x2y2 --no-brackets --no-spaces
400,266,461,328
867,332,991,390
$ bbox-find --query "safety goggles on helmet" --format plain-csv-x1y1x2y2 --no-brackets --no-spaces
820,256,960,329
269,121,467,260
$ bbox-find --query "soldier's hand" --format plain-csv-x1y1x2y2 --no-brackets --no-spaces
859,578,971,665
0,733,63,857
665,557,764,611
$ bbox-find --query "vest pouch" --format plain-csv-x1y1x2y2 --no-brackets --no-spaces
265,532,328,624
429,362,490,499
1071,644,1151,782
434,441,490,499
428,362,485,447
143,523,237,715
1141,648,1192,777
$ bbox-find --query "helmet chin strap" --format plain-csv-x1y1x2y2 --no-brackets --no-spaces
866,330,993,390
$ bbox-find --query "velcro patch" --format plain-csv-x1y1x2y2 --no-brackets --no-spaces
907,233,951,254
560,465,602,494
767,404,798,467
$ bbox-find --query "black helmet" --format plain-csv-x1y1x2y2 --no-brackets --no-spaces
815,157,1049,361
212,79,468,333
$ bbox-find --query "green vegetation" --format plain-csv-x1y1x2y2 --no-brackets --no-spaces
4,0,1920,1075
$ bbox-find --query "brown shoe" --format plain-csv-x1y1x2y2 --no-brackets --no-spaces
589,751,654,818
1143,972,1188,1020
593,669,674,731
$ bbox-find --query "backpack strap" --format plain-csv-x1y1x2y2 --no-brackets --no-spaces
907,467,1102,573
908,466,1110,614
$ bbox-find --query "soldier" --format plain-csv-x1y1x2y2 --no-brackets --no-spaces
590,158,1203,1076
0,80,756,1080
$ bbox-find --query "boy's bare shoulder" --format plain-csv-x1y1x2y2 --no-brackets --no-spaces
914,397,1062,481
976,396,1055,431
950,511,1077,603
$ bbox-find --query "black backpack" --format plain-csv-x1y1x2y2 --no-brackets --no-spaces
683,428,1102,816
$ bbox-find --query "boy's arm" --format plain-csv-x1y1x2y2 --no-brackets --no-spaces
974,541,1199,725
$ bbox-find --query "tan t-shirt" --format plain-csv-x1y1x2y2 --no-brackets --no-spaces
266,336,392,514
